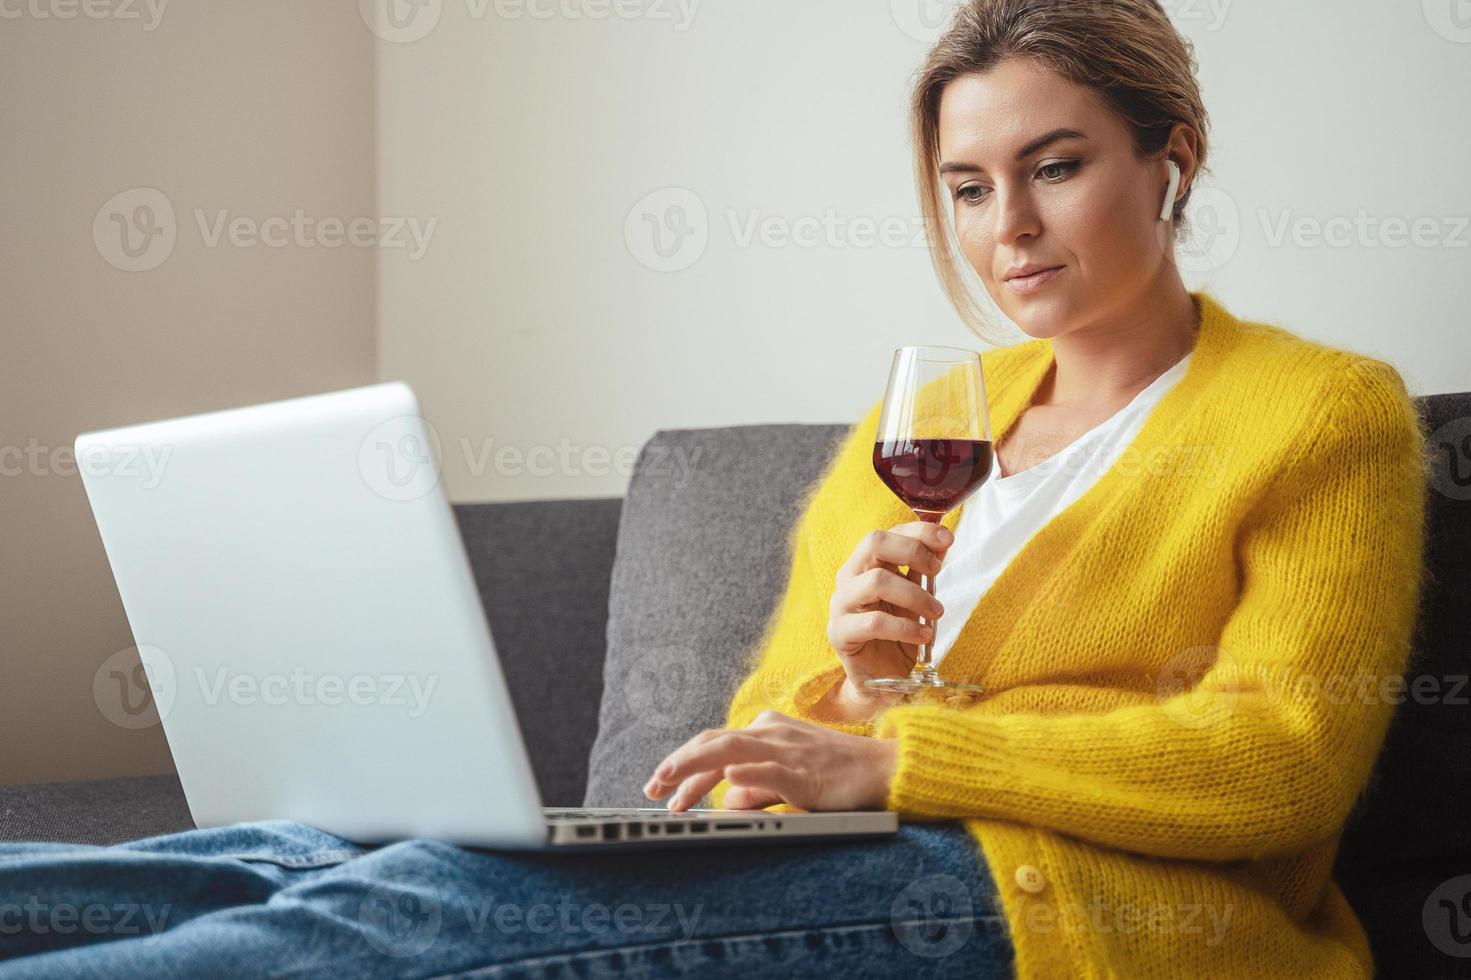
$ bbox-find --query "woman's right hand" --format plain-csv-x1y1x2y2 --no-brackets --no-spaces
823,521,953,723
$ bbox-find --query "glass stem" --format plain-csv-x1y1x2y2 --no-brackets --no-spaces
912,511,944,682
914,566,938,680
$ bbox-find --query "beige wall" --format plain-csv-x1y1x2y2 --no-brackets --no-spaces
0,3,376,784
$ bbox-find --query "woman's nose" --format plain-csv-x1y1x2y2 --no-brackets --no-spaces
992,187,1042,245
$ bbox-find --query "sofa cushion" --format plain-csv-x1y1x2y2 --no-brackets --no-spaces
582,423,848,807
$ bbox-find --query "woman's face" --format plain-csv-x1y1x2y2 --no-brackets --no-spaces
938,57,1182,340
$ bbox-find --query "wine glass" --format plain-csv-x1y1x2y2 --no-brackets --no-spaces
865,345,993,701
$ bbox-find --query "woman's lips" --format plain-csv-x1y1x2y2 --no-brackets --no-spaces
1004,265,1064,293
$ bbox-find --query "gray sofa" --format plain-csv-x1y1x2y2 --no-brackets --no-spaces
4,391,1469,976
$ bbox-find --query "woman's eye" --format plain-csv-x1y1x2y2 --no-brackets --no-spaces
1038,160,1080,181
954,184,988,205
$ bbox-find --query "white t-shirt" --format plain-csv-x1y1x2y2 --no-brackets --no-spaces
928,351,1193,668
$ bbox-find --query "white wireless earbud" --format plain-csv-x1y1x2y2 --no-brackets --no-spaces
1159,160,1181,222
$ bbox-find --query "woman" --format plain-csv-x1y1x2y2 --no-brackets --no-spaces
1,1,1427,977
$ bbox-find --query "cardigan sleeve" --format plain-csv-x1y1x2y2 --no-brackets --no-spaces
872,358,1430,861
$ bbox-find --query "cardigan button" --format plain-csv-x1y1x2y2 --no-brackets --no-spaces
1014,864,1046,894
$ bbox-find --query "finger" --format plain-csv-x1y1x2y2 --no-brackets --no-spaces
723,762,809,810
839,566,945,620
644,728,724,791
663,768,727,812
838,529,942,582
720,782,785,811
830,608,932,655
644,732,780,798
891,520,955,562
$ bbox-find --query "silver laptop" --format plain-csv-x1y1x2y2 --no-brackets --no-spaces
75,382,896,850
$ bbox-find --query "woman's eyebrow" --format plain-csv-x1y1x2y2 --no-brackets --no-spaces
939,128,1088,175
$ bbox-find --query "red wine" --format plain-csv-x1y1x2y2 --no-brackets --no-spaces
873,438,994,519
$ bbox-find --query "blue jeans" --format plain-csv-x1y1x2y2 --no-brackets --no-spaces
0,819,1014,979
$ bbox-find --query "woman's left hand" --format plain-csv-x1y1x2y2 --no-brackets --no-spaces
643,709,899,812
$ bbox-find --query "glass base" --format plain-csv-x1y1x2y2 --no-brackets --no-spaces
863,673,984,706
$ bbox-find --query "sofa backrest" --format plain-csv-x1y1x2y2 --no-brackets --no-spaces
455,497,622,807
581,423,849,808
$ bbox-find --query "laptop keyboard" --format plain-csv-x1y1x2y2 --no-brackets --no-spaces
543,808,687,821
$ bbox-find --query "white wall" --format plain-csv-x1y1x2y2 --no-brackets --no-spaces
375,0,1471,506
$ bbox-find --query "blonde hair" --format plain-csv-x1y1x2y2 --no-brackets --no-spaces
912,0,1212,340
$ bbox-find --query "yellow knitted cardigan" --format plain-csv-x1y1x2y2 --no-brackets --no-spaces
710,290,1430,978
